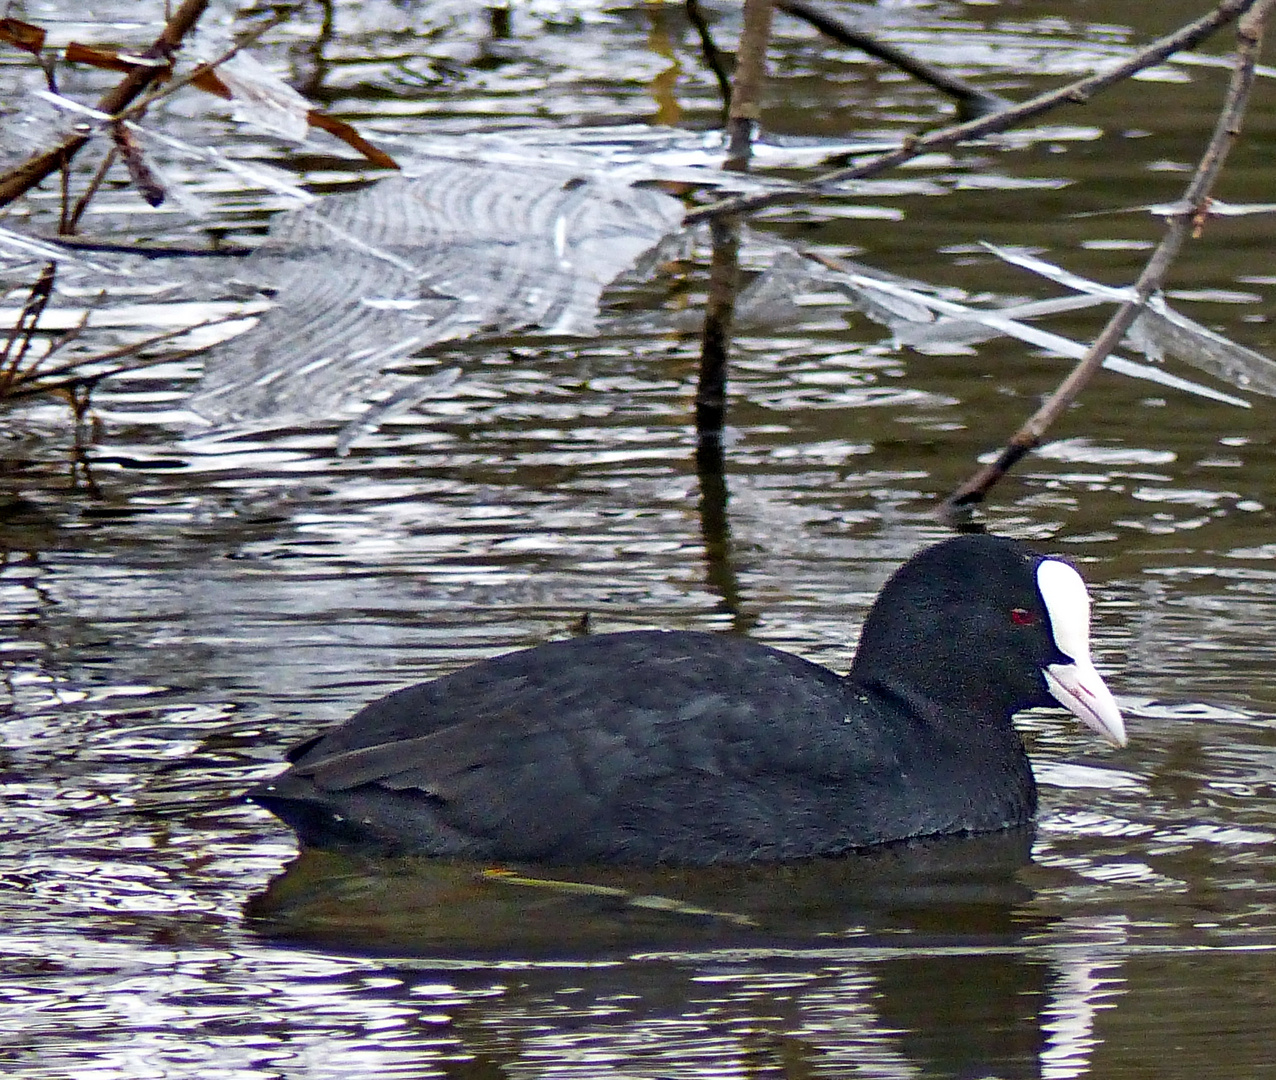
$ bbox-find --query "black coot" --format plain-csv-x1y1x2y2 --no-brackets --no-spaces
250,534,1125,864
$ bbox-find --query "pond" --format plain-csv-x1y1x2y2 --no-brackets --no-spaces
3,1,1276,1076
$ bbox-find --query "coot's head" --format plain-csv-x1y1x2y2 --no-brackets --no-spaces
850,534,1125,745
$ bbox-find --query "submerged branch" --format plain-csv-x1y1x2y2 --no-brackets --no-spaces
685,0,732,124
698,0,773,451
686,0,1260,225
944,0,1276,510
775,0,1009,119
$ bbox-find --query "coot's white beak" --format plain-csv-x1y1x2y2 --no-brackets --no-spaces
1043,658,1127,747
1037,559,1127,748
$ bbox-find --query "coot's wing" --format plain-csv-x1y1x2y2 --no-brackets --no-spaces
267,631,890,860
298,704,666,797
292,630,868,787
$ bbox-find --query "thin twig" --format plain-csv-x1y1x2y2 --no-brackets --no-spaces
724,0,774,168
3,312,249,395
7,351,189,403
775,0,1009,120
944,0,1276,510
0,263,57,393
57,153,72,234
686,0,1259,224
64,146,119,235
37,303,96,370
0,0,211,208
685,0,732,125
699,0,772,449
297,0,336,100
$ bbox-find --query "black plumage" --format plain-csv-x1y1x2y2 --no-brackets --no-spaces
250,534,1123,864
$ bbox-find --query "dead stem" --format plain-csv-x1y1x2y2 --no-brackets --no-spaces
0,264,57,394
686,0,1260,225
2,313,253,402
698,0,772,451
695,0,773,628
684,0,732,125
64,146,119,235
775,0,1008,120
944,0,1276,511
724,0,774,168
0,0,212,208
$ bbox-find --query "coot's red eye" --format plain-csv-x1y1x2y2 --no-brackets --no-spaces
1011,608,1036,626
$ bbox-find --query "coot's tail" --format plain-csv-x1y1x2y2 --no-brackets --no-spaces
248,775,390,851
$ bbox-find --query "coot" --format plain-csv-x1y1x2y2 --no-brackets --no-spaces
250,534,1125,864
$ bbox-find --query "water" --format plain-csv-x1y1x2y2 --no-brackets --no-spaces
4,1,1276,1076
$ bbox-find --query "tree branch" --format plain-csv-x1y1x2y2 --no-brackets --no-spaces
685,0,732,125
775,0,1008,120
0,0,211,208
686,0,1259,225
944,0,1276,511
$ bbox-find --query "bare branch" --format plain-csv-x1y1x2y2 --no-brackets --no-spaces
945,0,1276,510
699,0,773,449
0,0,212,208
64,145,119,235
0,263,56,394
725,0,774,167
685,0,732,125
686,0,1260,224
775,0,1008,119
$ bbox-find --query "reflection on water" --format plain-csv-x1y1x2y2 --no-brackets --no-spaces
4,0,1276,1077
244,829,1038,955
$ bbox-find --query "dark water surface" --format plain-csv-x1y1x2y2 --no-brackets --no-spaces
4,1,1276,1076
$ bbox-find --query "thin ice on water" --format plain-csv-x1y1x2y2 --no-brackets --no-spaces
983,244,1276,398
729,234,1255,408
188,157,685,426
195,47,314,144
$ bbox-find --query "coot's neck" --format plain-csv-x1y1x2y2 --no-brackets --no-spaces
846,667,1020,751
846,628,1039,833
848,611,1032,740
840,660,1038,837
